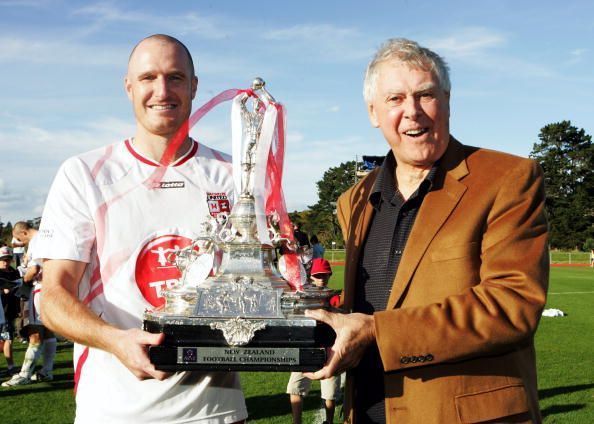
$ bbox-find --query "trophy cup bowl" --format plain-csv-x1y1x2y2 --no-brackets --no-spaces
143,79,337,371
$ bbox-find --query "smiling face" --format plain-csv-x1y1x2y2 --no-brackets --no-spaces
125,38,198,141
367,59,450,171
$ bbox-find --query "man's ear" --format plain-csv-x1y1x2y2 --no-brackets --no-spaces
191,76,198,100
124,76,133,101
367,103,379,128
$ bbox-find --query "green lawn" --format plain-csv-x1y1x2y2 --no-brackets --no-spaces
1,266,592,423
535,267,594,423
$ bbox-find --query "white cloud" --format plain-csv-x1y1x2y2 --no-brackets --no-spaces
329,105,340,113
282,133,383,211
0,35,126,66
426,27,506,58
0,0,50,6
262,23,372,62
264,24,358,42
567,48,588,65
0,116,136,223
72,4,231,40
425,27,555,79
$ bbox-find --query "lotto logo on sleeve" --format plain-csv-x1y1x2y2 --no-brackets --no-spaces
207,192,231,217
135,234,194,307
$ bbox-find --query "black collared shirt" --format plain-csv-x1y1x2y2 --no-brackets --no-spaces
353,151,437,423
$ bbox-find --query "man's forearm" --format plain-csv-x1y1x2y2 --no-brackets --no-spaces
41,259,169,380
41,259,123,354
42,282,123,352
23,265,40,284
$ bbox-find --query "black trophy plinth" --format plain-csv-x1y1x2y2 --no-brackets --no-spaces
144,314,336,372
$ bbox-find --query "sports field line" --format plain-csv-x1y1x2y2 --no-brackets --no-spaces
548,291,594,295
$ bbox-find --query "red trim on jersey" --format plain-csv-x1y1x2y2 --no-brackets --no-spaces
74,347,90,394
125,139,198,167
82,281,104,305
125,139,161,166
174,140,198,166
91,144,114,181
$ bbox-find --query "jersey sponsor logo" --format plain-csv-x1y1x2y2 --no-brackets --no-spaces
207,192,231,217
156,181,185,189
135,234,197,307
39,228,54,239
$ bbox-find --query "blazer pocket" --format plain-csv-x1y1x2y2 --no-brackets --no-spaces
455,384,529,423
431,242,478,262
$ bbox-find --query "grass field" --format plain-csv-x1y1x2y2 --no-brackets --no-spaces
0,266,592,423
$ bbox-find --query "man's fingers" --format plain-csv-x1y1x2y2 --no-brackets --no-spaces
305,308,336,327
130,328,165,346
303,366,332,380
146,367,172,381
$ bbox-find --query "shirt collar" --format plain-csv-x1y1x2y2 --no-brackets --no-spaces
369,151,439,209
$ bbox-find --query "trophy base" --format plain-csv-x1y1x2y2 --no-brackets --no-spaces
149,346,327,372
143,314,335,372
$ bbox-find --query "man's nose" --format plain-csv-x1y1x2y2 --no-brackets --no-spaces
154,76,170,98
403,96,422,120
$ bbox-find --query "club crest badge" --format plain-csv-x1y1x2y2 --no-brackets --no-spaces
206,192,231,218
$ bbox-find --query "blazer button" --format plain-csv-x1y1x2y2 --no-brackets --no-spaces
400,356,409,364
425,354,434,362
410,356,417,363
418,355,426,363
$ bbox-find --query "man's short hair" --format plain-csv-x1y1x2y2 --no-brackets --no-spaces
129,34,196,77
363,38,450,103
13,221,33,234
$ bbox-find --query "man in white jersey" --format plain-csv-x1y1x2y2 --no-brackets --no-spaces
2,221,57,386
36,34,247,423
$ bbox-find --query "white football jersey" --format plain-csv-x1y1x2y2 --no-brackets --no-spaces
37,139,247,423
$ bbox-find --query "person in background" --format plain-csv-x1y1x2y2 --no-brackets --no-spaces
2,221,57,386
0,246,20,376
293,224,310,248
11,237,26,268
310,235,325,259
287,258,340,424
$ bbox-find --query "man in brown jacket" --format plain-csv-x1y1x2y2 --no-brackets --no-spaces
305,38,548,423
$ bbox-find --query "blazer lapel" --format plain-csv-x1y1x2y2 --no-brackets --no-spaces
343,171,377,311
385,139,469,310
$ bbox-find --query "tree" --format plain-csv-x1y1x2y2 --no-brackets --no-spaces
1,221,13,246
530,121,594,249
297,160,358,247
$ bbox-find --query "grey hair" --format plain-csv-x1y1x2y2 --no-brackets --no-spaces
363,38,450,103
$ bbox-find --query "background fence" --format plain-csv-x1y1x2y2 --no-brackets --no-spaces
326,249,592,265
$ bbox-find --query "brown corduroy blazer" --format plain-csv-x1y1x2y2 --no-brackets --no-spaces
337,138,549,424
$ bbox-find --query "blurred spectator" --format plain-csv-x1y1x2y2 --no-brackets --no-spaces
287,258,340,424
293,224,310,248
11,238,26,268
310,235,325,259
0,246,20,376
2,222,56,386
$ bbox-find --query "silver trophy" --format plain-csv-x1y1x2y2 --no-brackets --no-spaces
144,78,336,371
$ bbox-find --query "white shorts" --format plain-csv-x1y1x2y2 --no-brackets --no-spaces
23,286,42,327
286,372,340,400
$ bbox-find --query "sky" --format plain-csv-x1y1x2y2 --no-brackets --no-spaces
0,0,593,224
